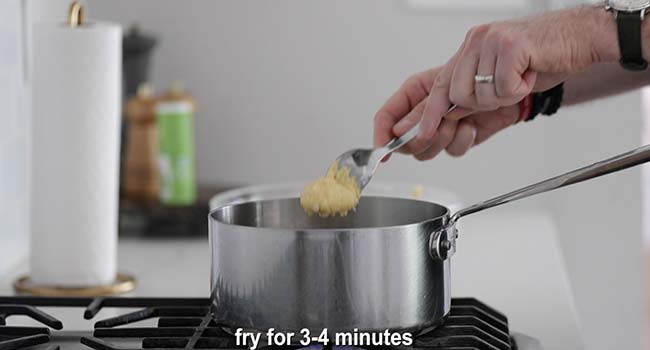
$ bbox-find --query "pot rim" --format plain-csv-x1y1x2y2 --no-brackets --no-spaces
208,196,451,233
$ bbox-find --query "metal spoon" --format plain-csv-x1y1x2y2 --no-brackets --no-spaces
335,105,457,190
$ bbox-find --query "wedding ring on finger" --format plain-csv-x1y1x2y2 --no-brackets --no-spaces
474,74,495,84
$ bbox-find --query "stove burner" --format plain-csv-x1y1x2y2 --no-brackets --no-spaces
0,296,514,350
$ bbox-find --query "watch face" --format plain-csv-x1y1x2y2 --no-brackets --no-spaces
610,0,650,11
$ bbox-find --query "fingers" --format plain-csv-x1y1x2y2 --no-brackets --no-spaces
395,101,465,158
449,24,496,111
411,119,482,161
411,104,521,162
387,42,466,157
474,41,499,110
472,105,520,145
449,44,480,109
446,24,537,113
374,82,422,148
393,99,430,155
448,41,502,112
494,42,536,105
374,110,398,151
375,22,539,162
445,120,477,157
393,98,426,137
374,69,441,152
413,119,458,161
414,45,466,155
445,105,473,121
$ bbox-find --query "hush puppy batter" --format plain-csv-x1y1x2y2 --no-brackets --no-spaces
300,162,361,217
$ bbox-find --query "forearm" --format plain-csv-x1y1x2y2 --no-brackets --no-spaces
559,4,650,106
563,63,650,106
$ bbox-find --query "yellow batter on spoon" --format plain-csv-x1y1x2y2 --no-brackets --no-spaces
300,161,361,217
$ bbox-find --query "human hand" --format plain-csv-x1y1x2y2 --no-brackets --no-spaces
440,5,614,112
374,5,616,160
374,68,521,160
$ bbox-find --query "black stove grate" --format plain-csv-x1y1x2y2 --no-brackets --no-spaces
0,296,513,350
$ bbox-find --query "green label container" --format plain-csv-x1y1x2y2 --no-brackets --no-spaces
156,101,197,205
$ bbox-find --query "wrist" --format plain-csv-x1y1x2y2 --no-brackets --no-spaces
590,5,622,63
590,3,650,64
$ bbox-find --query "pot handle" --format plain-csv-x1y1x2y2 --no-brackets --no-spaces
430,143,650,260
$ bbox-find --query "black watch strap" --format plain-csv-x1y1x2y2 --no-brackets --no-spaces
525,83,564,122
617,11,648,71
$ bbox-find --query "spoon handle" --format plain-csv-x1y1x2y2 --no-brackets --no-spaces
383,124,421,152
380,105,458,158
451,143,650,222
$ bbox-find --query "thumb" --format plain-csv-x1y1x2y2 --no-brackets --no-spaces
392,100,426,136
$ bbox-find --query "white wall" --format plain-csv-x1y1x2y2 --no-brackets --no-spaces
88,0,549,201
548,93,643,350
0,0,71,279
0,0,30,279
87,1,642,349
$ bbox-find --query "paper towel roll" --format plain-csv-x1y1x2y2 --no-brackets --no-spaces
30,21,122,286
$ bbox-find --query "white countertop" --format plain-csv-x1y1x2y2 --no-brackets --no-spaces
0,209,583,350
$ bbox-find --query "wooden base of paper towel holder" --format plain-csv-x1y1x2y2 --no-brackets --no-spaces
13,273,136,296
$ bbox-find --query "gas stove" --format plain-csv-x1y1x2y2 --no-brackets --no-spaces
0,296,541,350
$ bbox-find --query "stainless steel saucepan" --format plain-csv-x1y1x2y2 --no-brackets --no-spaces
209,144,650,334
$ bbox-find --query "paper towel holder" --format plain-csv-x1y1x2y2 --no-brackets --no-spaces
23,2,132,297
68,1,85,27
